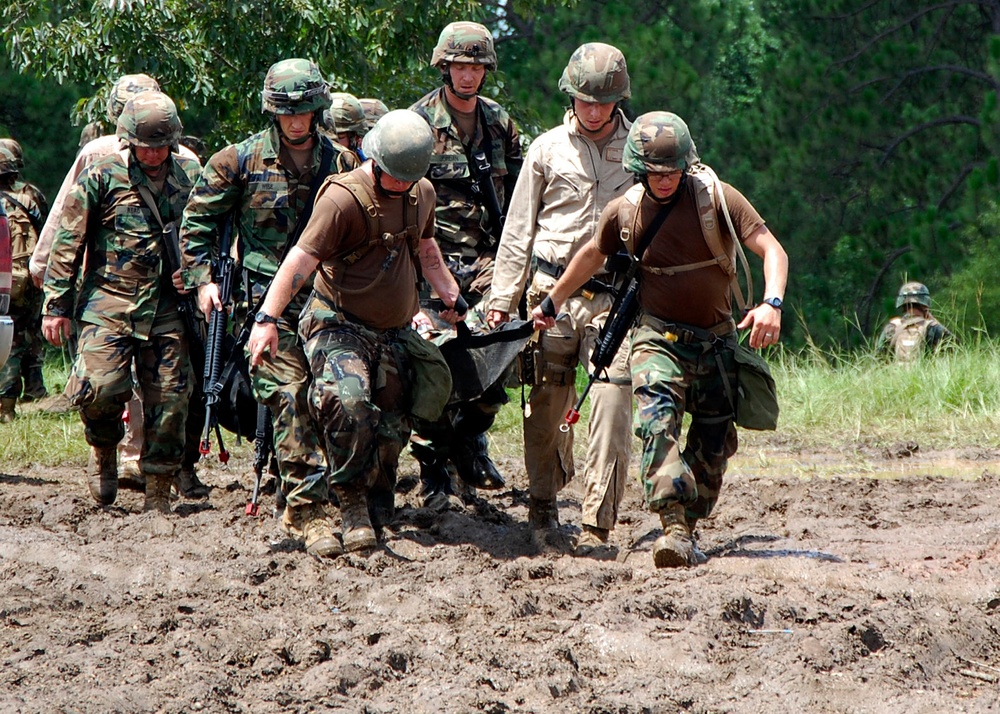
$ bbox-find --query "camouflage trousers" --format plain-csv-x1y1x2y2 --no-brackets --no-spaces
0,283,43,399
630,323,739,520
524,271,633,530
66,322,192,476
247,325,327,508
302,322,412,493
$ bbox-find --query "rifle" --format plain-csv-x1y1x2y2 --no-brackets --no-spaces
561,199,677,432
246,402,274,516
468,149,505,247
199,216,235,462
161,221,207,377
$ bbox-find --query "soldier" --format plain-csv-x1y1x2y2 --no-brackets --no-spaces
359,98,389,134
247,109,466,554
321,92,367,161
0,139,49,420
32,73,203,495
530,111,788,568
409,20,522,509
487,43,634,554
41,92,201,513
876,282,955,362
179,58,357,558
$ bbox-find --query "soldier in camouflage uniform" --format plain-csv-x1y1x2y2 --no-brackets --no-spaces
0,139,49,420
247,109,466,554
41,92,201,513
408,21,522,509
531,112,788,568
359,98,389,134
180,58,357,558
32,73,204,495
487,43,634,555
876,282,954,362
321,92,368,162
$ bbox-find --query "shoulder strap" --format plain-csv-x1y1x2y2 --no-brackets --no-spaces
331,172,422,268
0,190,43,233
692,164,753,314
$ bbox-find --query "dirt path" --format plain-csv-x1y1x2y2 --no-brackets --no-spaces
1,438,999,713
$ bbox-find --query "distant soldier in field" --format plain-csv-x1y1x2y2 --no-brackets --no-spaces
41,92,201,513
487,43,635,555
33,73,204,495
409,21,522,510
321,92,368,162
530,111,788,568
359,98,389,134
247,110,466,554
180,58,357,558
876,282,955,362
0,139,49,421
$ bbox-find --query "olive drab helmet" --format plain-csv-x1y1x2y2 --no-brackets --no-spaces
430,22,497,70
116,91,183,148
324,92,367,136
359,98,389,133
0,139,24,175
558,42,631,104
896,282,931,309
261,59,331,116
362,109,434,183
623,111,701,175
106,73,161,123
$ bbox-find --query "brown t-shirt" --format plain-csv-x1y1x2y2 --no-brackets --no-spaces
596,180,765,328
297,167,436,329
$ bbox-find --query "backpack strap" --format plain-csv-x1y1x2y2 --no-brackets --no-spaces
332,173,421,267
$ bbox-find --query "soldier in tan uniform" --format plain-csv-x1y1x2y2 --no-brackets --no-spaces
487,43,635,554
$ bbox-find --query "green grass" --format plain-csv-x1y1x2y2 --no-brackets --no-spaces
4,342,1000,469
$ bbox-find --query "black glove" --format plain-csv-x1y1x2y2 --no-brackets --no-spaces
539,295,556,318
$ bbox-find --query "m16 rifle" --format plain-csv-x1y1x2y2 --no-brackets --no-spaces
199,216,235,463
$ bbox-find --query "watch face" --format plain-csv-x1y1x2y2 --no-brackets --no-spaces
765,297,782,309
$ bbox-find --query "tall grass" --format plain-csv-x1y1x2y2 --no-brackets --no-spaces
3,341,999,469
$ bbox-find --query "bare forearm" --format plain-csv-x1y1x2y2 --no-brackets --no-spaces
548,239,606,308
259,246,319,317
418,238,460,306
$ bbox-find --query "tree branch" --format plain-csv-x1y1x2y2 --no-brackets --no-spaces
879,115,981,166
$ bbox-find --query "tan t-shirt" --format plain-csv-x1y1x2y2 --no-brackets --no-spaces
297,167,436,329
596,180,765,328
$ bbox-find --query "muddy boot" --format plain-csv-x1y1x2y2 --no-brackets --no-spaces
335,483,378,553
0,397,16,423
86,446,118,505
299,503,343,558
143,474,173,514
174,466,211,499
416,452,462,512
529,496,570,552
118,460,146,492
452,433,505,491
368,486,395,535
653,502,697,568
688,517,708,565
575,524,612,556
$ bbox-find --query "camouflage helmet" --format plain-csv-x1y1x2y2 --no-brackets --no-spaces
430,22,497,70
116,91,183,148
559,43,631,104
361,109,434,183
106,73,161,123
623,111,700,175
261,59,331,116
0,139,24,175
359,98,389,133
324,92,367,135
896,281,931,309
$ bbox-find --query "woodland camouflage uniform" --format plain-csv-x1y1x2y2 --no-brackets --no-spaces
408,21,522,507
43,93,201,509
0,140,49,419
179,59,356,512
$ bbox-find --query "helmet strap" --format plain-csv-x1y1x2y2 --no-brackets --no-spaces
571,103,619,137
272,113,319,146
441,65,484,101
373,165,408,198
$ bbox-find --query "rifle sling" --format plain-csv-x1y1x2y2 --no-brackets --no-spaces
0,190,44,234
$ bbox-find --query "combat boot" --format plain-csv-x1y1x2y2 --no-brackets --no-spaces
368,486,395,534
86,446,118,505
143,474,173,514
299,503,343,558
417,456,462,512
0,397,16,423
529,496,570,552
174,466,211,499
118,460,146,492
653,502,698,568
335,483,378,553
575,524,611,557
452,433,505,490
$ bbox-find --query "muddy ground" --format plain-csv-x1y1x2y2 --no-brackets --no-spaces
2,422,999,713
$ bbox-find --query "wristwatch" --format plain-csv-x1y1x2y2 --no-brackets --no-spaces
254,311,279,325
762,297,783,311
